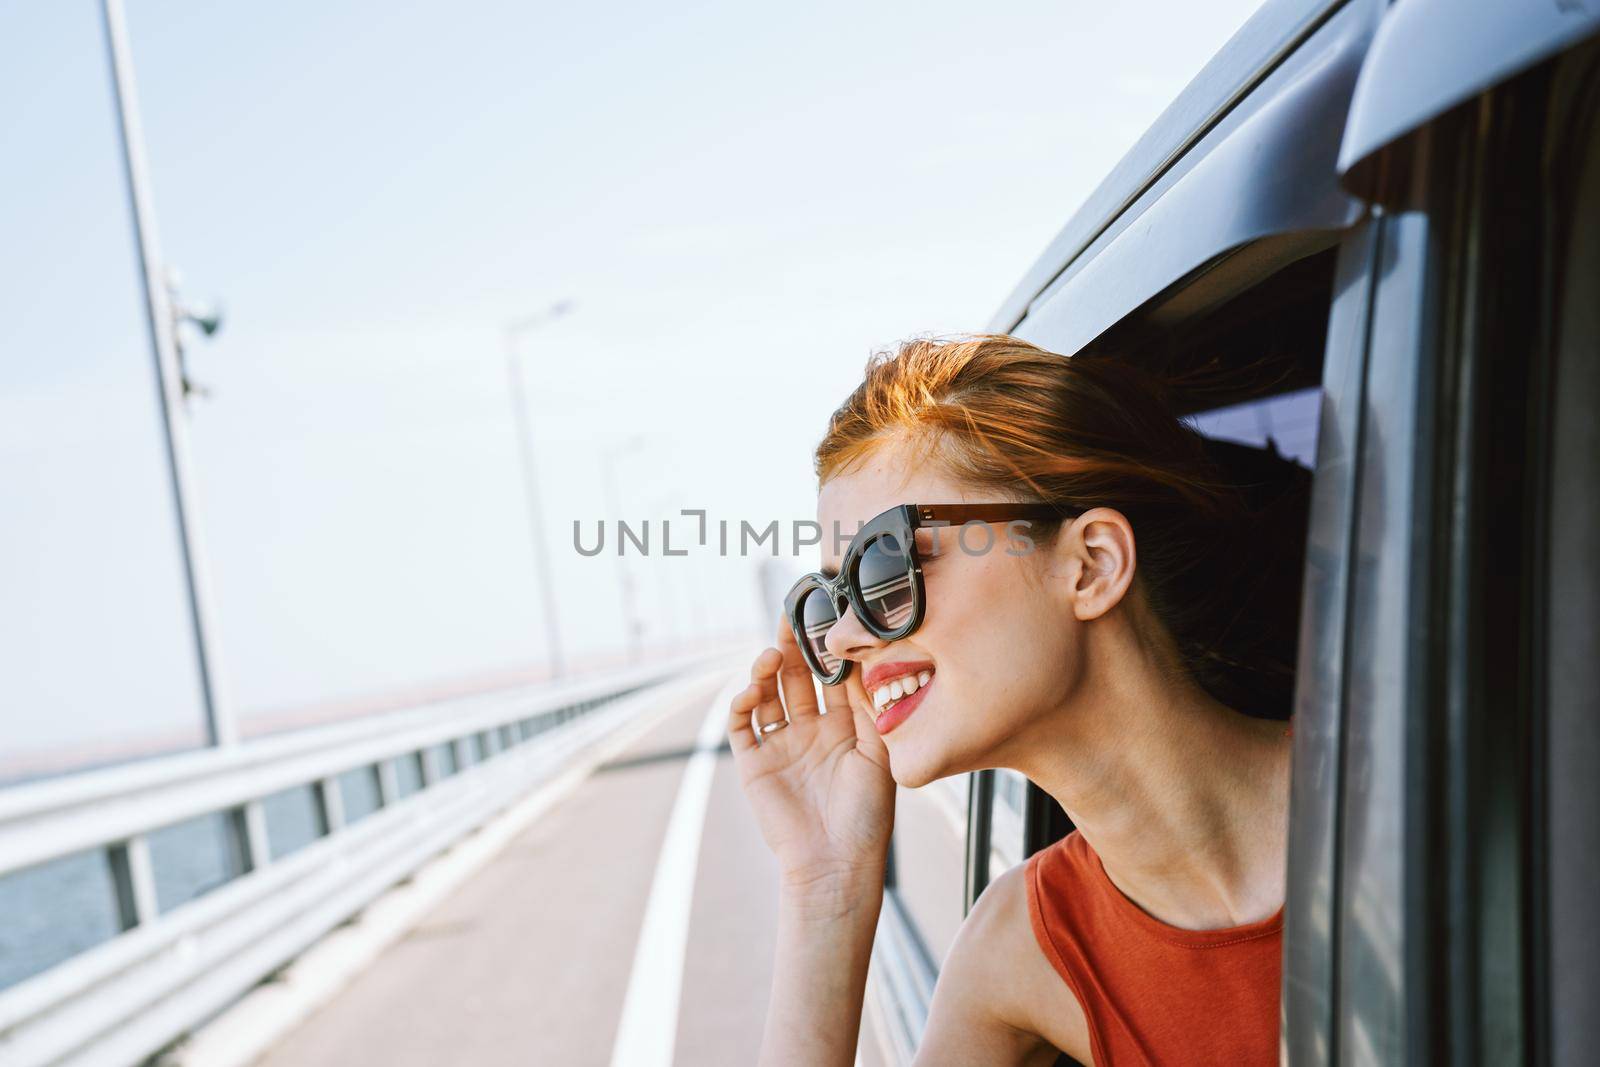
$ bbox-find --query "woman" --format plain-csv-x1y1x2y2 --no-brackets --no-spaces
727,335,1302,1066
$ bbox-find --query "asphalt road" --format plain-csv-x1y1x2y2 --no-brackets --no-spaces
253,670,893,1066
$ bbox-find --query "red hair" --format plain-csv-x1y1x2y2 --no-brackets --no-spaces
815,334,1306,719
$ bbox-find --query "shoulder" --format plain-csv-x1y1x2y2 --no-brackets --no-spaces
913,860,1092,1066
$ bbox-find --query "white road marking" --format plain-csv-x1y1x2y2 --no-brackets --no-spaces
168,670,729,1067
608,675,743,1067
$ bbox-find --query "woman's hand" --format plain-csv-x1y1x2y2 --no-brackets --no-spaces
727,618,895,897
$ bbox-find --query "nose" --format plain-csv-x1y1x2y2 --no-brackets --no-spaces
823,598,887,663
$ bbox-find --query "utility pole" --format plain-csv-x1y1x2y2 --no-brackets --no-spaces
504,301,573,681
601,437,647,665
103,0,234,745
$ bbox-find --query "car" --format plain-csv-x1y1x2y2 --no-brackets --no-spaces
863,2,1600,1064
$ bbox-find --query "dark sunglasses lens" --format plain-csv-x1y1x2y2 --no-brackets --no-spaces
796,586,844,677
855,533,915,632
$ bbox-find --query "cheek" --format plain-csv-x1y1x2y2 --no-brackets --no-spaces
928,556,1049,659
914,566,1060,735
958,570,1078,701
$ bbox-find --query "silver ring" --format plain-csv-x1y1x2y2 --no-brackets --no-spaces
754,718,789,740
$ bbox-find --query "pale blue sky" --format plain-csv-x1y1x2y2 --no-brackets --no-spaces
1,0,1263,769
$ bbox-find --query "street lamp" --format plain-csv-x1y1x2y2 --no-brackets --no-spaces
601,435,648,665
504,300,574,681
647,490,690,652
166,266,223,402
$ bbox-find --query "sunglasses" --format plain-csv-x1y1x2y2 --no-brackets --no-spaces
783,502,1067,685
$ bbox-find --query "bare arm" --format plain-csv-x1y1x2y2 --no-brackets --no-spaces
913,865,1093,1067
759,870,884,1066
727,621,896,1067
727,626,1090,1066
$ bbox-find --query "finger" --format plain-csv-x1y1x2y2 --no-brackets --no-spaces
836,670,888,766
749,644,783,706
775,619,822,720
814,652,866,717
838,670,871,720
739,647,790,742
726,679,761,754
850,688,892,771
814,678,849,727
796,663,860,750
727,649,780,745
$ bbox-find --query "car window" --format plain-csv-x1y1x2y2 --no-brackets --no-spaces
965,384,1325,893
888,777,969,967
986,769,1028,884
1185,385,1321,467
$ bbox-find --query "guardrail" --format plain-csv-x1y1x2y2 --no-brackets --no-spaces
0,650,738,1066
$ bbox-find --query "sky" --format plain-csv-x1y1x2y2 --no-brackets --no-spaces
1,0,1265,771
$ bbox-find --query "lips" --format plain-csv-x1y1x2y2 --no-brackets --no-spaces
872,675,930,736
861,660,935,736
863,660,935,692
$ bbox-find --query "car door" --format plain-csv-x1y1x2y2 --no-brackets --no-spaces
1289,5,1600,1065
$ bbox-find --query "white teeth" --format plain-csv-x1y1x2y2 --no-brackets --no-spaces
869,670,933,717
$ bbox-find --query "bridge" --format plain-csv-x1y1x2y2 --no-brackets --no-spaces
0,651,946,1065
1,4,998,1061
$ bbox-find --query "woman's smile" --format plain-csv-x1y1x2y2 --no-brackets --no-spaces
729,335,1308,1066
865,661,936,735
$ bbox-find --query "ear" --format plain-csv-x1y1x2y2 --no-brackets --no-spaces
1052,507,1137,622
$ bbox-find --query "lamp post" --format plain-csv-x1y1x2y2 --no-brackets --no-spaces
103,0,235,746
648,491,689,652
601,436,648,665
504,300,574,681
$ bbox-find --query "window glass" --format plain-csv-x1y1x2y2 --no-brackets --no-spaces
149,812,246,913
1185,385,1321,467
0,851,124,990
971,391,1323,893
889,776,968,967
987,769,1029,884
0,0,207,786
1339,212,1433,1062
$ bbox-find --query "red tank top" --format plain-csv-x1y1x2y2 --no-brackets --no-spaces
1025,831,1283,1066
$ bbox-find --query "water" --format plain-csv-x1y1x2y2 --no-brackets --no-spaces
0,850,124,989
1,806,273,991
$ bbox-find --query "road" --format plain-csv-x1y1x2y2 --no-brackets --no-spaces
251,669,894,1066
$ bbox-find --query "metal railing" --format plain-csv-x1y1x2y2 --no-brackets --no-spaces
0,651,736,1066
